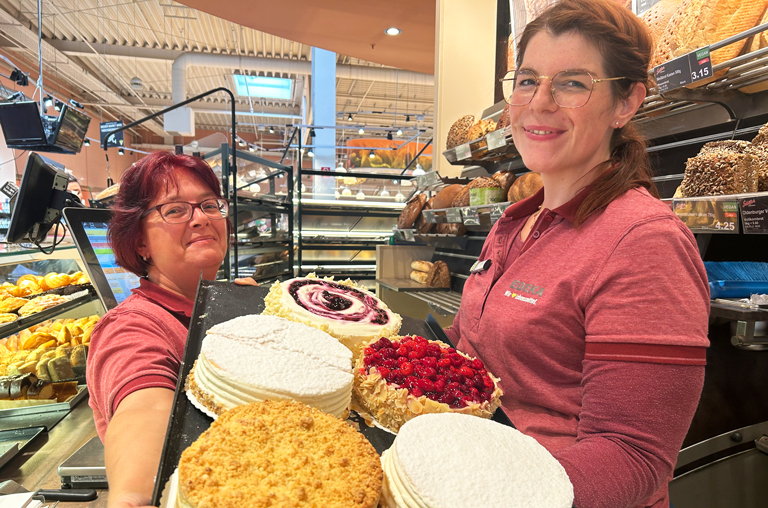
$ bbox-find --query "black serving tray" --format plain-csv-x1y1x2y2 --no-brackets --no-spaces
150,280,511,506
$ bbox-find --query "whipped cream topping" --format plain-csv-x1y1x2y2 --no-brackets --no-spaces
194,315,353,418
264,276,402,356
381,413,574,508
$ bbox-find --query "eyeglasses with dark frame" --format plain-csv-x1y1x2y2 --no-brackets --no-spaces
500,69,627,109
141,198,230,224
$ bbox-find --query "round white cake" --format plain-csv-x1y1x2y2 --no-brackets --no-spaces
186,314,353,418
380,413,573,508
263,275,402,358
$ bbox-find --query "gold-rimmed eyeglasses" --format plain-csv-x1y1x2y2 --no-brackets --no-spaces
500,70,627,108
141,198,229,224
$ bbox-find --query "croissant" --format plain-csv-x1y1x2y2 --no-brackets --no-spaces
16,275,38,285
17,280,42,297
75,274,90,285
43,273,71,290
0,297,28,313
0,313,18,324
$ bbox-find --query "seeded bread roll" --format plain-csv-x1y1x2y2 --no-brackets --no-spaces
432,184,463,210
446,115,475,150
466,120,498,143
409,271,428,284
414,196,434,234
411,260,434,272
492,170,516,198
397,193,427,230
698,141,758,193
753,124,768,146
680,151,753,197
747,145,768,191
654,0,768,68
425,261,451,289
508,172,544,202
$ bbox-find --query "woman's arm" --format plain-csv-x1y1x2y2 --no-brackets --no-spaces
104,387,174,508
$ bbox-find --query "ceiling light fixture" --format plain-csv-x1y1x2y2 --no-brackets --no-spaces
386,131,393,140
248,145,255,152
118,148,125,155
396,128,403,136
406,115,410,122
54,101,63,112
342,187,352,197
334,189,341,199
269,126,275,134
369,151,376,159
385,27,402,36
358,127,365,135
380,188,390,197
412,163,426,176
43,95,53,109
336,161,347,173
69,99,84,109
356,190,366,200
347,113,353,121
308,149,314,157
309,128,316,138
395,191,405,203
83,139,90,147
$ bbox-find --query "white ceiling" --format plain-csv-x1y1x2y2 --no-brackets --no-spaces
0,0,434,147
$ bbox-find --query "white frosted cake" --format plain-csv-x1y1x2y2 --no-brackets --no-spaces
380,413,574,508
186,315,353,418
264,275,402,358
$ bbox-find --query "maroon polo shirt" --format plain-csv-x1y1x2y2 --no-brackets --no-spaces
446,186,709,508
87,278,193,441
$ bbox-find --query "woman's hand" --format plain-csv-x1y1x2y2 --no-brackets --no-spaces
109,492,154,508
234,277,259,286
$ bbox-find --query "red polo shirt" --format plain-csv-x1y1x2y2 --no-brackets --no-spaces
446,186,709,508
87,278,193,441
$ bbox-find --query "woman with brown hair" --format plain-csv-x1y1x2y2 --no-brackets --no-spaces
445,1,709,507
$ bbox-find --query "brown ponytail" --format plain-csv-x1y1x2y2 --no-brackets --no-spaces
516,0,659,226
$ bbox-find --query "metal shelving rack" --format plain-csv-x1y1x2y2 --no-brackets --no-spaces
203,143,293,282
292,127,416,285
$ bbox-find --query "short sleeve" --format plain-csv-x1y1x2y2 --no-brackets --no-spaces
86,307,184,434
584,217,710,365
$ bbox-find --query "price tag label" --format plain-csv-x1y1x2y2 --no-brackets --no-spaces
403,229,415,242
653,47,712,94
425,171,441,187
422,210,437,224
673,198,739,233
739,195,768,234
0,181,19,200
445,208,463,223
455,143,472,161
636,0,664,15
462,207,480,226
490,203,508,224
486,130,506,151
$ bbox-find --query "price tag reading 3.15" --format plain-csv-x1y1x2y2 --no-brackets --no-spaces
654,47,712,94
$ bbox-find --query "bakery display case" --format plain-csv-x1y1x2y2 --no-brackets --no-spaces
202,144,293,282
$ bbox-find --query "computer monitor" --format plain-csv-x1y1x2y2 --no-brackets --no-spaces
7,152,82,244
0,101,47,148
63,207,142,310
52,104,91,154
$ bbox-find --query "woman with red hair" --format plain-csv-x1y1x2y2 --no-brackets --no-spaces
86,151,254,508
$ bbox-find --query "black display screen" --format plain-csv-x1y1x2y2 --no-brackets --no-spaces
53,105,91,154
0,101,47,146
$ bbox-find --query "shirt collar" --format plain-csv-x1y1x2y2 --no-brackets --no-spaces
131,278,194,318
502,183,592,223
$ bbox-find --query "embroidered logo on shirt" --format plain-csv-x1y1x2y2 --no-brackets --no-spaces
504,291,538,305
508,279,545,297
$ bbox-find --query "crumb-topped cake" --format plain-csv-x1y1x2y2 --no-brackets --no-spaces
186,315,353,418
175,401,383,508
264,275,402,358
354,336,502,433
380,413,573,508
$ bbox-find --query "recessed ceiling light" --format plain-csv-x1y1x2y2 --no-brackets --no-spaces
385,27,402,36
358,127,365,135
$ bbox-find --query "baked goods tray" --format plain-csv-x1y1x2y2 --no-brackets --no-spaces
0,426,45,469
151,280,512,506
0,292,97,339
0,385,87,418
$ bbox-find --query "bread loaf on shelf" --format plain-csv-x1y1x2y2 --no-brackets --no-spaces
466,120,497,143
411,260,434,272
397,193,427,230
654,0,768,68
680,150,753,197
446,115,475,150
508,172,544,202
425,261,451,288
643,0,683,67
435,223,467,236
414,196,434,234
409,271,428,284
433,184,463,210
452,177,497,208
492,170,516,198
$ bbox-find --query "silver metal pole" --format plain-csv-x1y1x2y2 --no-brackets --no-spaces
38,0,43,112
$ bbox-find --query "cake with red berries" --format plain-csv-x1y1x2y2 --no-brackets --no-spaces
264,275,402,358
379,413,573,508
186,315,353,419
354,335,502,433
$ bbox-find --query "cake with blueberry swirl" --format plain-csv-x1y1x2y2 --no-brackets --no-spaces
264,275,402,359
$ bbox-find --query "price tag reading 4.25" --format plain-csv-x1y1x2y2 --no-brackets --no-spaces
654,47,712,94
455,143,472,161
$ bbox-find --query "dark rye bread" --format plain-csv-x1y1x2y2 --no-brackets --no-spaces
414,197,434,234
698,141,758,193
425,260,451,288
397,194,427,230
